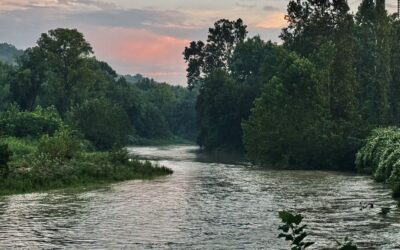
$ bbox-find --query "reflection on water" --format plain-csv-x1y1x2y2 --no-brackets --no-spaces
0,145,399,249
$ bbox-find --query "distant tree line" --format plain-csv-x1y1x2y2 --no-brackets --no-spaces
0,29,197,150
183,0,400,170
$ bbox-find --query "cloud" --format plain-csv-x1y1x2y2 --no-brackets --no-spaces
0,0,290,84
84,27,189,84
236,1,256,9
264,5,281,12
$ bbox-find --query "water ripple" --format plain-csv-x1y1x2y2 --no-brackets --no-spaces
0,145,399,249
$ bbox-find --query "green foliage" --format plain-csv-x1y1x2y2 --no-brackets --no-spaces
0,105,63,138
0,61,13,111
0,137,37,158
278,211,314,250
67,98,132,150
0,43,23,65
122,76,197,141
37,129,80,160
355,127,400,197
0,150,172,196
354,0,392,125
10,47,47,111
0,143,11,177
196,70,244,151
278,211,359,250
2,27,197,149
108,147,130,164
37,28,93,115
243,52,328,168
0,134,173,195
183,18,247,89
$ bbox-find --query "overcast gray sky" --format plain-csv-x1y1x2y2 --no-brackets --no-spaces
0,0,397,85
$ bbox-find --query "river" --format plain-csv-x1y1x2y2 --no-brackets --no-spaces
0,145,399,249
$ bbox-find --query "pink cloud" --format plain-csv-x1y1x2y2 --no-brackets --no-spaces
83,26,189,84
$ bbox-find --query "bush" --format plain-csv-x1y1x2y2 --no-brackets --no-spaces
0,105,63,138
355,127,400,197
0,137,37,158
0,143,11,177
37,129,81,160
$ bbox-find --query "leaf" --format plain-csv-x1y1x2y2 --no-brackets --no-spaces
303,242,315,249
293,232,307,245
293,214,303,225
279,210,295,223
294,224,307,234
279,224,290,233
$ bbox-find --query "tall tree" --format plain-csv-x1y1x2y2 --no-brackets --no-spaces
183,19,247,89
10,47,47,111
37,28,93,115
242,52,327,168
389,19,400,124
354,0,392,124
282,0,359,127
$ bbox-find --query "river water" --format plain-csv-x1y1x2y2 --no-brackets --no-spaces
0,145,399,249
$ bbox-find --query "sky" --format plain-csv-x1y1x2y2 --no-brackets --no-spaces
0,0,398,85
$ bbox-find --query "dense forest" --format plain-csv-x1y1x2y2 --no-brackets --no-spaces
0,34,197,149
183,0,400,196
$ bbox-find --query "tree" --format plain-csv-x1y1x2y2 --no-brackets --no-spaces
196,70,244,151
242,51,327,168
0,61,13,111
354,0,392,125
282,0,359,120
10,47,47,111
37,28,93,115
389,19,400,124
67,98,132,150
183,19,247,88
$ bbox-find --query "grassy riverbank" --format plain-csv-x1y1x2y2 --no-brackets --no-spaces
0,134,172,196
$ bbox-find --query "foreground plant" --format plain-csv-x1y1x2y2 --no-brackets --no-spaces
336,236,358,250
278,211,358,250
278,211,314,250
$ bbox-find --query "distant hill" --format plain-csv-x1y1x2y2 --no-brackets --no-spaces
0,43,23,65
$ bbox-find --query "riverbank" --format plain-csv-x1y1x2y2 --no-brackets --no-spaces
130,136,194,146
0,135,173,196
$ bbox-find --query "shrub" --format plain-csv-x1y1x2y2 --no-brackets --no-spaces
108,147,130,164
37,129,81,160
355,127,400,197
0,137,37,158
0,105,63,138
